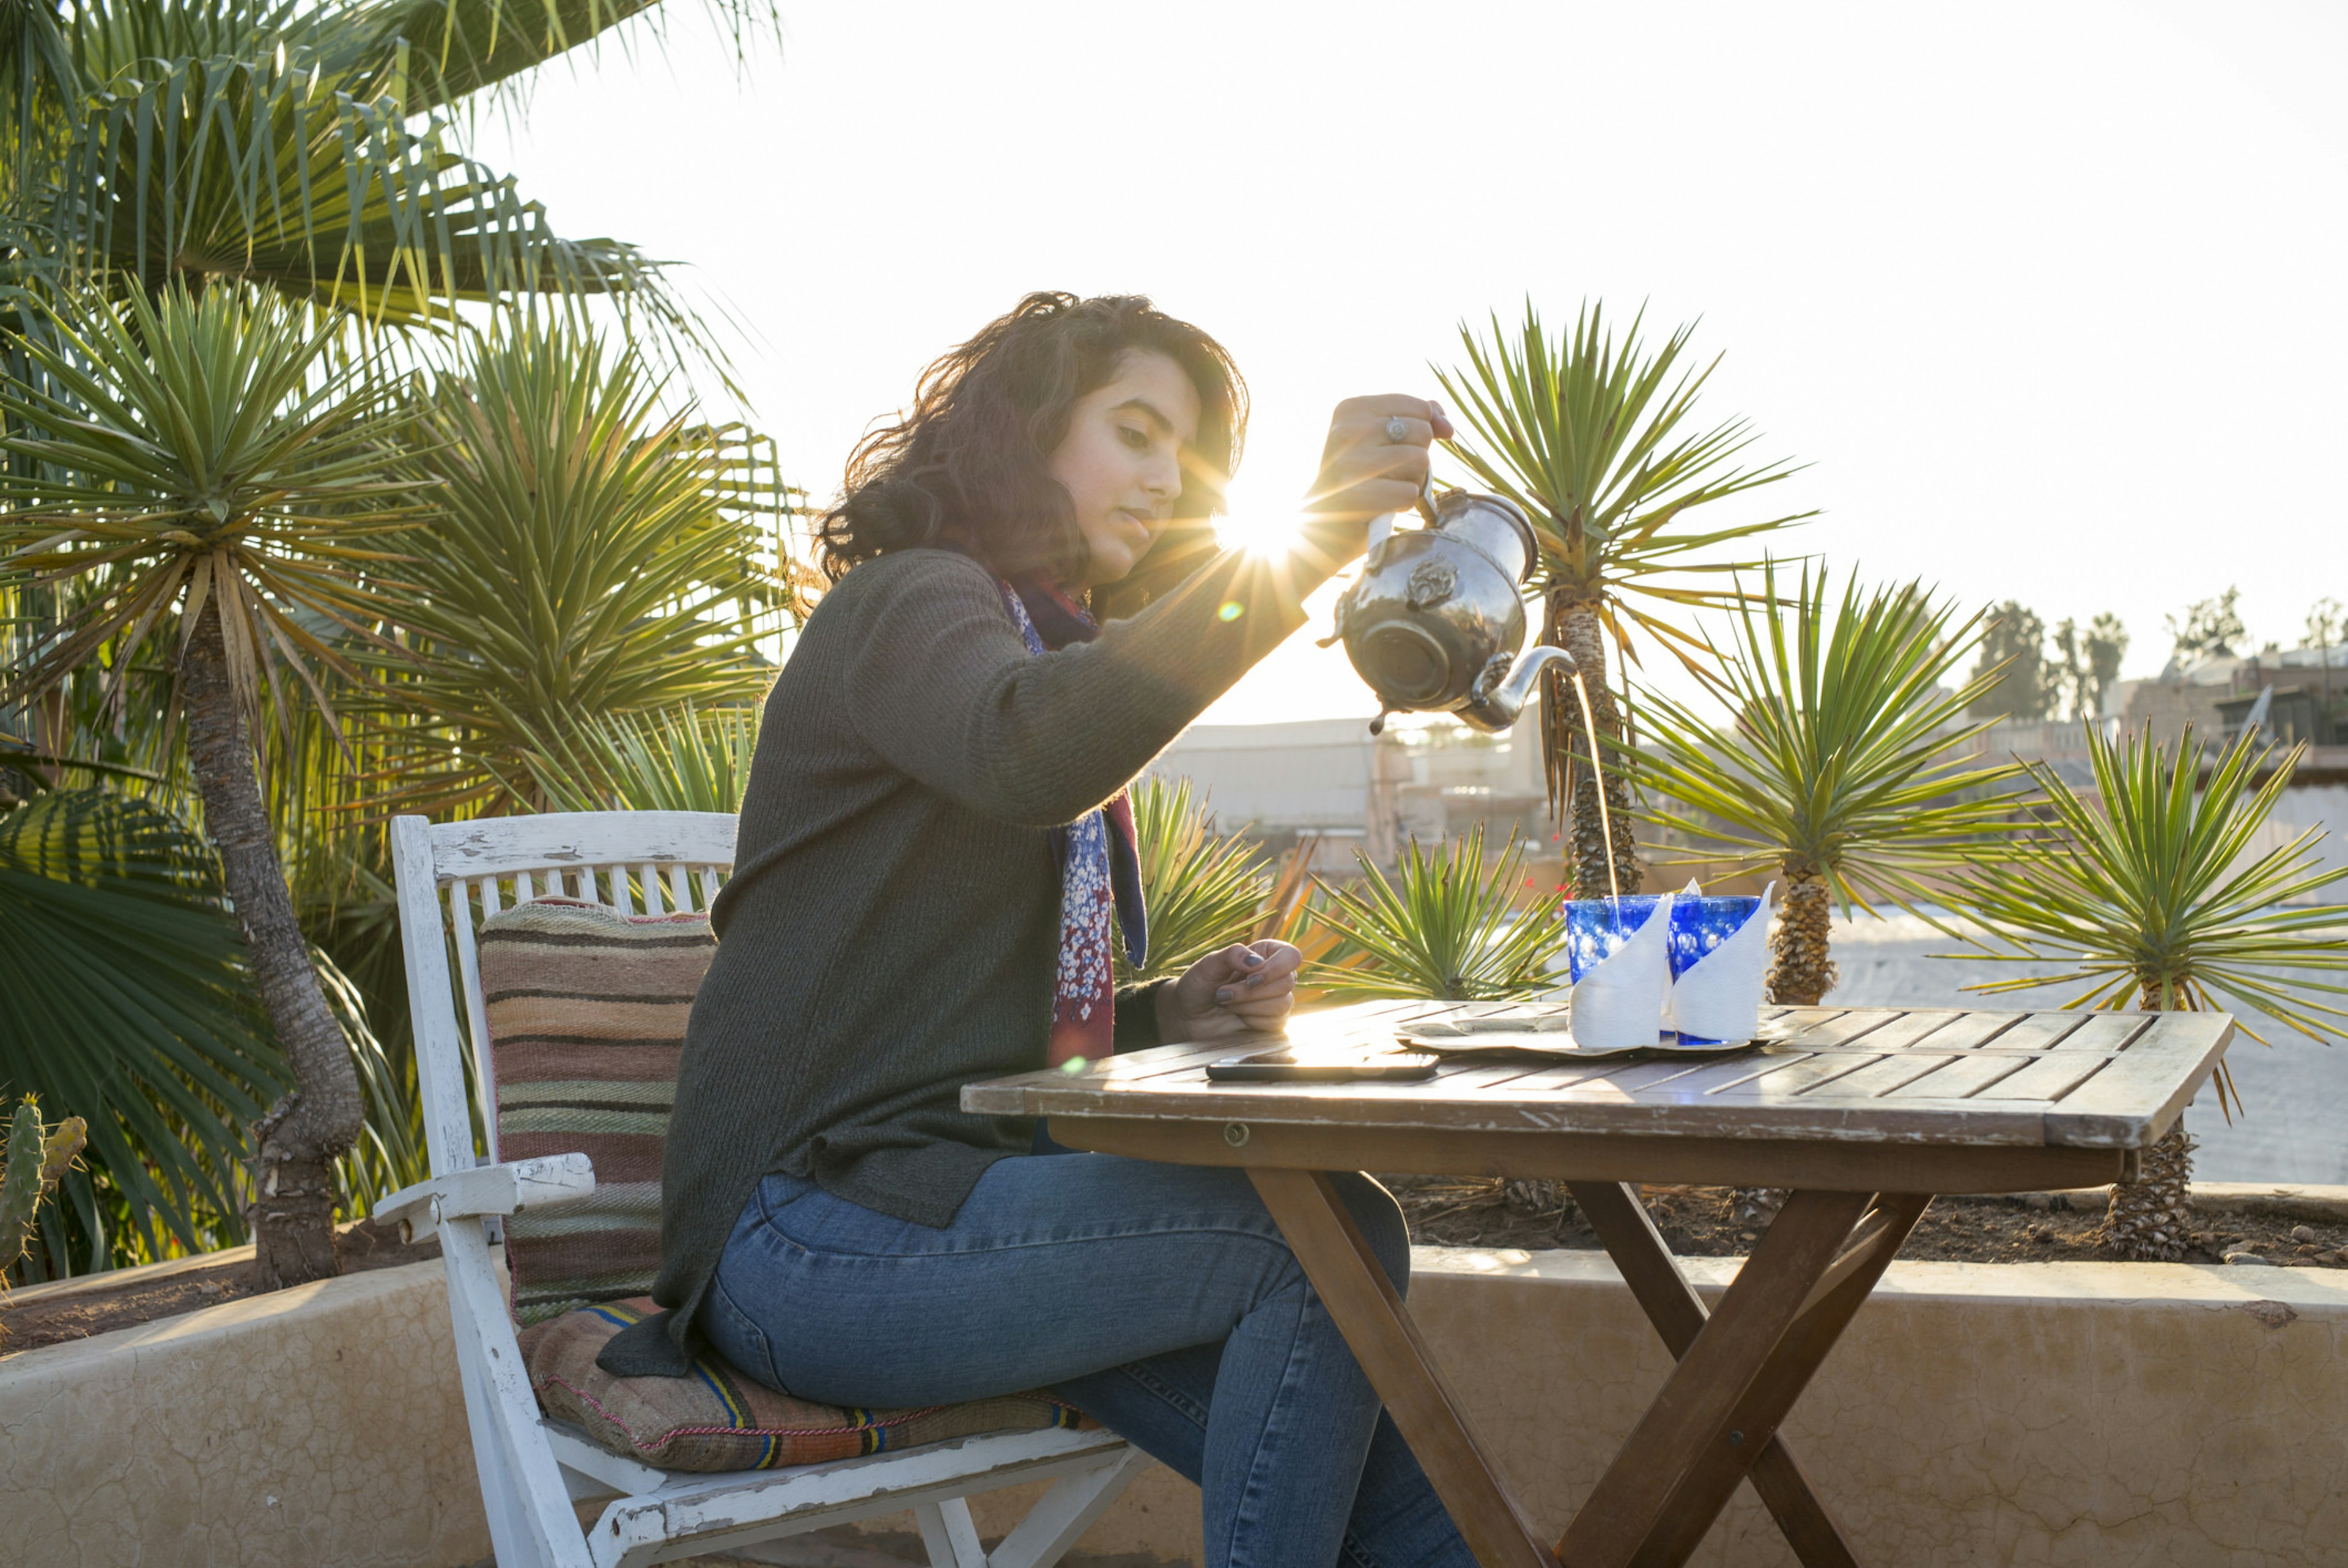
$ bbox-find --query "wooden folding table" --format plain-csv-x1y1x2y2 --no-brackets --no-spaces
962,999,2232,1568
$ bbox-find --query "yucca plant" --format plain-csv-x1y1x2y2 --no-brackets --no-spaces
1115,776,1270,987
1307,824,1567,1001
363,328,795,815
1631,564,2023,1006
521,705,764,815
1946,726,2348,1259
1436,303,1812,901
0,282,418,1286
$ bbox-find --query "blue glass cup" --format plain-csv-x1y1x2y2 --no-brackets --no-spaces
1664,894,1763,1044
1563,895,1669,982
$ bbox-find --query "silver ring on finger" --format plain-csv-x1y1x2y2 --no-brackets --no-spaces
1384,416,1412,444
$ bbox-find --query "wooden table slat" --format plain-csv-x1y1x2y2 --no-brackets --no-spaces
1969,1051,2112,1104
1881,1052,2034,1100
1786,1051,1962,1101
2051,1013,2154,1051
2040,1011,2233,1146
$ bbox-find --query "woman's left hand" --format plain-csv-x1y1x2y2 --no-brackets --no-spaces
1155,940,1303,1043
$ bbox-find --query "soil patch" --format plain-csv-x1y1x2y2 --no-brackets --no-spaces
1381,1176,2348,1268
0,1216,440,1356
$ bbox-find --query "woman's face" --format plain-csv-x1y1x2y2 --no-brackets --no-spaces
1048,349,1202,591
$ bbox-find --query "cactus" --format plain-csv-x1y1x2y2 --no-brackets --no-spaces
2,1095,87,1284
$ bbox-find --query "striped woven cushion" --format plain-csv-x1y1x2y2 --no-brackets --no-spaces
519,1298,1082,1472
479,896,714,1327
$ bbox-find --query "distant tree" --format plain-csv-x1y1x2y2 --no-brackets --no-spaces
2165,587,2246,664
2308,598,2343,657
2083,614,2128,718
1968,602,2052,720
2052,614,2130,720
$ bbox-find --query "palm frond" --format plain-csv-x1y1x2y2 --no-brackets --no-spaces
0,787,281,1268
1946,726,2348,1047
1629,561,2025,926
1306,824,1565,1001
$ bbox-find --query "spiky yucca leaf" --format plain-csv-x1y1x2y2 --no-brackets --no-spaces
364,328,794,813
1307,825,1566,1001
1633,563,2025,915
520,706,762,815
0,282,413,738
1947,726,2348,1047
1117,776,1269,987
1435,301,1813,668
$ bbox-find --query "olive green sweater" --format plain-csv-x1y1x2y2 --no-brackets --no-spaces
651,543,1320,1342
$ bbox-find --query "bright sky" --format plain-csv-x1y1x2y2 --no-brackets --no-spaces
474,0,2347,726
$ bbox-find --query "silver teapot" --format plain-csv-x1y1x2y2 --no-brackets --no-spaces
1324,486,1577,734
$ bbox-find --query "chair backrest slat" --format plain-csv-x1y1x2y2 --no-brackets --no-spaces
446,878,497,1165
391,812,740,1183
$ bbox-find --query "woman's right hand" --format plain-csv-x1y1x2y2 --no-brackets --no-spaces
1300,394,1456,561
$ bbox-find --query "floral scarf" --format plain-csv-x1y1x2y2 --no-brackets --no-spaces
997,575,1148,1068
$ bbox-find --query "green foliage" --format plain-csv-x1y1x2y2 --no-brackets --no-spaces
3,1095,88,1288
2166,587,2246,664
365,328,795,814
2051,613,2129,723
1968,602,2052,721
1307,825,1565,1001
1116,776,1268,987
1434,301,1812,668
0,789,281,1268
522,706,762,814
1946,726,2348,1068
0,281,413,735
0,0,745,351
1631,563,2025,915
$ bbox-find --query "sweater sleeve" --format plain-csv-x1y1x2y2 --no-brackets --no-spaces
839,547,1319,826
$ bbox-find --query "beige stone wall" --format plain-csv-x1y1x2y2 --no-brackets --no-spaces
0,1259,489,1568
5,1246,2343,1566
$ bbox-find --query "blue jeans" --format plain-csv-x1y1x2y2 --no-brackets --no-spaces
703,1154,1473,1568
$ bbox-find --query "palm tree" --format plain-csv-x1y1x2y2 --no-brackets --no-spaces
1435,303,1813,900
1947,727,2348,1259
1308,824,1567,1001
0,282,413,1286
1629,565,2023,1006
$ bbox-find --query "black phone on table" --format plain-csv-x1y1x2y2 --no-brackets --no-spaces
1204,1048,1439,1083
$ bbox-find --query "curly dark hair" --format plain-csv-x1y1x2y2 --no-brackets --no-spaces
817,292,1246,616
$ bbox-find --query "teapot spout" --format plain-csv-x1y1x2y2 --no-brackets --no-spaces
1460,644,1578,733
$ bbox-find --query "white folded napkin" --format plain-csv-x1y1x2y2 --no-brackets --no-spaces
1567,892,1675,1050
1663,881,1775,1042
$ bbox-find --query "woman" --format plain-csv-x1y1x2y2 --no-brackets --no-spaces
652,292,1472,1567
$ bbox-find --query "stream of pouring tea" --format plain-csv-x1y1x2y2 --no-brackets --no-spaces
1568,669,1623,919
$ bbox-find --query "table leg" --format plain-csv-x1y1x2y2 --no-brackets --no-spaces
1554,1188,1905,1568
1627,1192,1930,1568
1565,1182,1858,1568
1246,1168,1556,1568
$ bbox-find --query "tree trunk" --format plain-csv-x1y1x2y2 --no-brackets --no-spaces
1738,864,1839,1232
1766,867,1837,1006
180,598,361,1289
2097,980,2194,1261
1543,593,1639,902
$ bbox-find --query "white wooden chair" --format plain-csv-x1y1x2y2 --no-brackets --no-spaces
380,811,1148,1568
